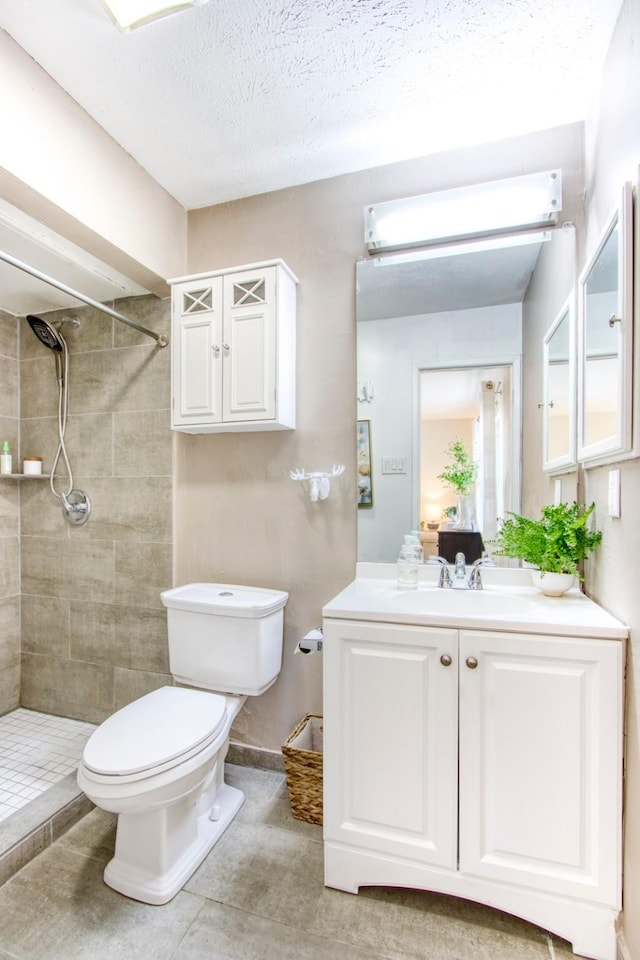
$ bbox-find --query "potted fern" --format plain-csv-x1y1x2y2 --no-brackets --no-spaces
492,502,602,596
437,440,479,529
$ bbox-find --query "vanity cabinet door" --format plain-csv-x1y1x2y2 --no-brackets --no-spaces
323,619,458,870
458,630,623,907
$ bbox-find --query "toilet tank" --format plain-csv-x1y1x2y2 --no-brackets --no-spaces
160,583,288,696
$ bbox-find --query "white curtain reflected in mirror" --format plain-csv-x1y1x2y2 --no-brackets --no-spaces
420,366,511,543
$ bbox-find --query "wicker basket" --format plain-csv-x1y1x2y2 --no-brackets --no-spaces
282,713,323,825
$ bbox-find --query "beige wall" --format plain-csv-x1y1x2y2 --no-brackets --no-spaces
521,226,579,518
0,30,186,293
177,123,585,752
19,297,173,723
579,0,640,954
0,310,19,714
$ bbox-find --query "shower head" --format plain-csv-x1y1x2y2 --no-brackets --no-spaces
26,315,65,352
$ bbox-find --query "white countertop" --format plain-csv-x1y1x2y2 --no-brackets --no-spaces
322,564,628,640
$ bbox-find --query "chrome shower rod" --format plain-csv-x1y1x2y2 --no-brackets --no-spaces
0,247,168,347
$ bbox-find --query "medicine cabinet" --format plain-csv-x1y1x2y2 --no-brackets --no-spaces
543,294,576,473
577,182,633,464
169,260,297,434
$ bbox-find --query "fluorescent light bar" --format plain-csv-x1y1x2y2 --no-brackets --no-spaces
100,0,208,31
367,230,552,268
365,170,561,253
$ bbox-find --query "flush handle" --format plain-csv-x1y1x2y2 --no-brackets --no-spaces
466,656,478,669
440,654,452,667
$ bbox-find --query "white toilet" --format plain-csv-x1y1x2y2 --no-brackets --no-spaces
77,582,288,905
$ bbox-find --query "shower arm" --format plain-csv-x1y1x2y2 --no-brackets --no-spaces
0,248,168,348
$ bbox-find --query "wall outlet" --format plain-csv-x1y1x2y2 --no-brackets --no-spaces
608,469,621,518
554,478,562,505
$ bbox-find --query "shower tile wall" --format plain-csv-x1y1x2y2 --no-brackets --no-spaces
0,310,19,715
19,296,173,723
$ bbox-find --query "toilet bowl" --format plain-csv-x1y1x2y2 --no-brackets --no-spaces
77,583,288,905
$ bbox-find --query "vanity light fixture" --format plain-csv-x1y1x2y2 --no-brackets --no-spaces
366,228,552,269
100,0,209,31
365,170,562,253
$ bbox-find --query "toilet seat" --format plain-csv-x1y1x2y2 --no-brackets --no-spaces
82,686,227,782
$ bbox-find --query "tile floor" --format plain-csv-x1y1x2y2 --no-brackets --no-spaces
0,710,95,823
0,763,575,960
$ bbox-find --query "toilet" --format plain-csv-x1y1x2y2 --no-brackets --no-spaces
77,582,288,905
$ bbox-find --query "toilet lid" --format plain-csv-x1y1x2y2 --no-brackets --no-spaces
83,686,227,776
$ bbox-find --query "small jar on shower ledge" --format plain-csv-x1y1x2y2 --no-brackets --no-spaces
22,456,42,476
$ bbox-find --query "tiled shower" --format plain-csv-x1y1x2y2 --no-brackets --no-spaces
0,294,173,823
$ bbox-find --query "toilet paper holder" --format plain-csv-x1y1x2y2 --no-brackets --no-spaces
295,628,324,655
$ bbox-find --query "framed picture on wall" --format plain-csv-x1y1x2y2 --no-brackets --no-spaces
357,420,373,507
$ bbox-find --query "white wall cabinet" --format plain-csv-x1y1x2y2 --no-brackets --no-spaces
170,260,297,433
323,615,624,960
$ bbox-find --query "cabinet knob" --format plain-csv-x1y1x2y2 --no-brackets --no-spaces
608,314,622,328
465,656,478,669
212,344,220,355
440,654,452,667
222,343,230,353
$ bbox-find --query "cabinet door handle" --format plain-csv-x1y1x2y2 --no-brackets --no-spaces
465,656,478,669
222,343,230,353
212,344,220,355
609,314,622,328
440,654,452,667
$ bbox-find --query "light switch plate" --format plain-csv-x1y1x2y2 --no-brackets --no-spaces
381,457,407,475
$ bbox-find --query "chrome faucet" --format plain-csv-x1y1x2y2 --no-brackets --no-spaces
427,556,452,588
468,556,496,590
451,552,468,589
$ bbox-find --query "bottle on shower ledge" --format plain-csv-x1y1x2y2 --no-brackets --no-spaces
0,441,12,476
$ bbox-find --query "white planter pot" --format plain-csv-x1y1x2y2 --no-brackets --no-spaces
530,571,575,597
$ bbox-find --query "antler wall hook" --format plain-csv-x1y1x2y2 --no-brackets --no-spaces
290,464,346,501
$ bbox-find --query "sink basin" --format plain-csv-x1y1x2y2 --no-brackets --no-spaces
322,571,627,639
395,585,533,620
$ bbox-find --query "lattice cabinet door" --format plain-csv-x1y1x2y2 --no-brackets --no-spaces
171,276,224,427
222,267,277,423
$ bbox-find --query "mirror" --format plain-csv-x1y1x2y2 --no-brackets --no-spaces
355,236,545,562
578,182,633,463
542,294,576,473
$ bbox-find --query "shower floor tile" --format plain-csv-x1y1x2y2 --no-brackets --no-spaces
0,709,95,824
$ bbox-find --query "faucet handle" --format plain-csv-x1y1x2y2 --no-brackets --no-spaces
468,555,496,590
427,556,452,588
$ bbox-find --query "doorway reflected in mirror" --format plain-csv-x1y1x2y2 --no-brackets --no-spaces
421,366,512,544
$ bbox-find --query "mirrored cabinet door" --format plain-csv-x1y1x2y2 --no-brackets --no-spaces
577,181,633,464
543,294,576,473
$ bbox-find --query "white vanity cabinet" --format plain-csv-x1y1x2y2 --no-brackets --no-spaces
169,260,297,433
322,574,626,960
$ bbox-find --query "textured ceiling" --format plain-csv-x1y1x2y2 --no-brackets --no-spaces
0,0,624,209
